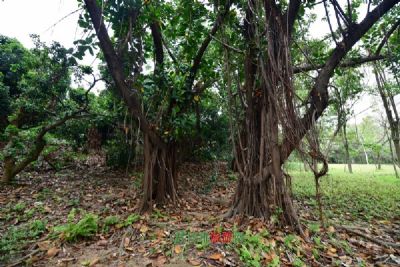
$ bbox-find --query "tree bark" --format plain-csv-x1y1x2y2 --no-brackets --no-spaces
228,0,398,232
227,0,301,232
1,138,46,183
342,122,353,173
140,135,178,211
373,62,400,167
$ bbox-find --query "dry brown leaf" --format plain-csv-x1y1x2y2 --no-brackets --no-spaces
124,237,130,247
152,254,167,267
96,239,108,246
327,226,335,233
188,258,201,266
140,225,149,233
37,240,51,251
208,253,223,260
47,247,60,257
89,257,100,266
174,245,182,254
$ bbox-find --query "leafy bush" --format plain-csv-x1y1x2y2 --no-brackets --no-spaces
122,213,140,226
54,211,98,242
231,229,273,267
102,215,120,232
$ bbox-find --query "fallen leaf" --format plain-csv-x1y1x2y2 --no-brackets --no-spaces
208,253,223,260
124,237,130,247
140,225,149,233
37,240,51,251
174,245,182,254
152,254,167,267
89,257,100,266
188,258,201,266
47,247,60,257
96,240,108,246
327,226,335,233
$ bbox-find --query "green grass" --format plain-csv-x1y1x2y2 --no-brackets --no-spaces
0,220,46,262
291,163,400,222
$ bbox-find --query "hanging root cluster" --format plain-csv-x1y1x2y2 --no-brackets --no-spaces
226,0,305,233
140,134,178,212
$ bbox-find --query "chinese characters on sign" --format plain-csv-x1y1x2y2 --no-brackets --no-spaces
173,230,244,245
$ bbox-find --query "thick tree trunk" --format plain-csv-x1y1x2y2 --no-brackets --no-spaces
2,157,15,183
1,138,46,184
227,1,301,232
140,134,178,211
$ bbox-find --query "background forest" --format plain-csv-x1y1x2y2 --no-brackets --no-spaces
0,0,399,266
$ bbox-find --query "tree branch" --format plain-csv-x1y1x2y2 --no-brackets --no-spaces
184,0,233,91
293,54,385,73
375,19,400,56
83,0,164,147
285,0,302,37
280,0,400,162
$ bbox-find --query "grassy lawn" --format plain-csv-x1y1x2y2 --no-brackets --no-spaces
290,163,400,222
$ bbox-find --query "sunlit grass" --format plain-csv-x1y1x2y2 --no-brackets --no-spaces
289,163,400,222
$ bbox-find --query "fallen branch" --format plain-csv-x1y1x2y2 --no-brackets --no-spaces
7,249,41,267
336,225,400,249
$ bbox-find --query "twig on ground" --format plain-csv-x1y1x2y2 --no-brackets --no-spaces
7,249,41,267
336,225,400,249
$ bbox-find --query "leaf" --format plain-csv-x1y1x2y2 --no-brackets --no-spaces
47,247,60,257
174,245,182,254
152,254,167,267
124,237,130,248
327,226,335,233
140,225,149,233
89,257,100,266
208,253,223,260
188,258,201,266
37,241,51,251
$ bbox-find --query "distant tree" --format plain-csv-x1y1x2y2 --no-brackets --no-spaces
0,36,96,183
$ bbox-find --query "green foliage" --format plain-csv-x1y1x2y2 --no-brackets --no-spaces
53,210,98,242
102,215,120,232
12,202,26,212
122,213,141,226
0,219,46,262
292,164,400,221
231,229,272,267
104,215,120,226
0,35,97,181
105,134,135,168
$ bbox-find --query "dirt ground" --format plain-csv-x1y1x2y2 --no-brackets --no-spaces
1,160,399,267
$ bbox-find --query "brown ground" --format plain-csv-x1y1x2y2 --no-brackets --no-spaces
1,160,399,267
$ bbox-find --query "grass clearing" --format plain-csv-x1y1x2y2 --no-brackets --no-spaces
290,163,400,222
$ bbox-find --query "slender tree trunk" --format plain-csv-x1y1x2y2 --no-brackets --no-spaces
342,122,353,173
392,131,400,167
354,117,369,164
388,135,400,178
373,63,400,167
377,151,382,170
